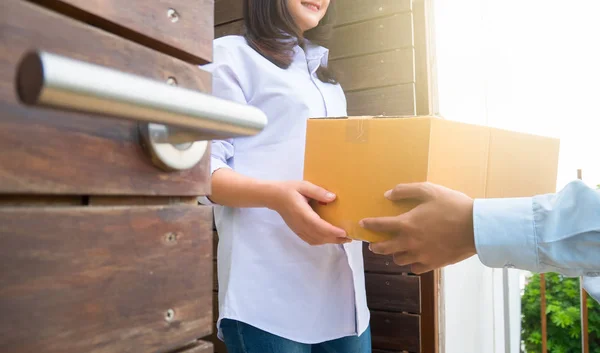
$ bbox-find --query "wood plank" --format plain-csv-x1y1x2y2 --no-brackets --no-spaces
0,205,213,353
366,273,421,314
413,0,436,115
215,0,244,26
420,270,439,353
346,84,416,116
89,196,198,206
170,340,214,353
215,19,244,38
0,195,82,206
363,242,412,274
213,292,220,324
214,231,219,258
213,260,219,292
541,274,548,353
33,0,214,64
330,13,413,60
207,331,228,353
336,0,412,26
334,48,414,92
0,1,211,196
371,311,421,352
581,284,590,353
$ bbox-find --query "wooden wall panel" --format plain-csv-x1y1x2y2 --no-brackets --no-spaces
366,273,421,314
215,0,243,25
346,84,416,116
420,270,440,353
215,20,244,38
329,13,413,60
0,205,213,353
371,311,421,352
0,1,212,196
334,48,414,92
170,341,214,353
34,0,214,64
413,0,436,115
336,0,412,26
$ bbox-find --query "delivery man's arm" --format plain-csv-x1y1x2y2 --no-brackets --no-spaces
360,180,600,301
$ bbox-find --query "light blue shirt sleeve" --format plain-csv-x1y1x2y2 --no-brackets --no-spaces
473,180,600,302
197,43,247,206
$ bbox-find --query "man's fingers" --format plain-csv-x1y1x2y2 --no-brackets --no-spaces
298,181,336,203
385,182,434,202
359,216,405,233
411,263,432,275
393,251,419,266
369,238,410,255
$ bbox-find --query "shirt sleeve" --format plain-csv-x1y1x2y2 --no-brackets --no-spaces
473,180,600,278
583,277,600,303
198,42,248,205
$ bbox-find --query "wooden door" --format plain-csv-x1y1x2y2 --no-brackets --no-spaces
0,1,218,352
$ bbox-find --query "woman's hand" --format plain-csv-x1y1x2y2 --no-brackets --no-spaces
266,181,351,246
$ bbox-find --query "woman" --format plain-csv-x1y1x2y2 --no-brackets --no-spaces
201,0,370,352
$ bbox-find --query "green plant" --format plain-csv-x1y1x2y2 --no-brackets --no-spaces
522,273,600,352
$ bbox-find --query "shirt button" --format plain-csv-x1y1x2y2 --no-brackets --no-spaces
586,272,600,277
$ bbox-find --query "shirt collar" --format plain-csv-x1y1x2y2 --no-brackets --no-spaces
303,39,330,67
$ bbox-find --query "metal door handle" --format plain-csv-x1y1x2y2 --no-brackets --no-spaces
16,51,267,171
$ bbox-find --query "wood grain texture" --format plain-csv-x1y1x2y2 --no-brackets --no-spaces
363,243,412,274
89,196,199,206
346,84,416,116
33,0,214,64
213,231,219,258
215,20,245,38
0,1,212,196
215,0,244,25
334,48,414,92
371,311,421,352
207,331,228,353
335,0,411,26
413,0,435,115
0,195,82,206
0,205,213,353
213,260,219,292
366,273,421,314
213,292,219,324
330,13,413,60
420,270,439,353
170,340,214,353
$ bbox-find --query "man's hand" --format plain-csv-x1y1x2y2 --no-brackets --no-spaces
360,182,477,274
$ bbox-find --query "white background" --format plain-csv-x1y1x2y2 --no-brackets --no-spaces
433,1,600,352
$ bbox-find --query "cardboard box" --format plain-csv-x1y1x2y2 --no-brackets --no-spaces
304,116,560,243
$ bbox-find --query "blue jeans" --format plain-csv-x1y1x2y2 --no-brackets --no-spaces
221,319,372,353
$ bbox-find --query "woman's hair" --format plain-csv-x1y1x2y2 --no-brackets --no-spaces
243,0,338,84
